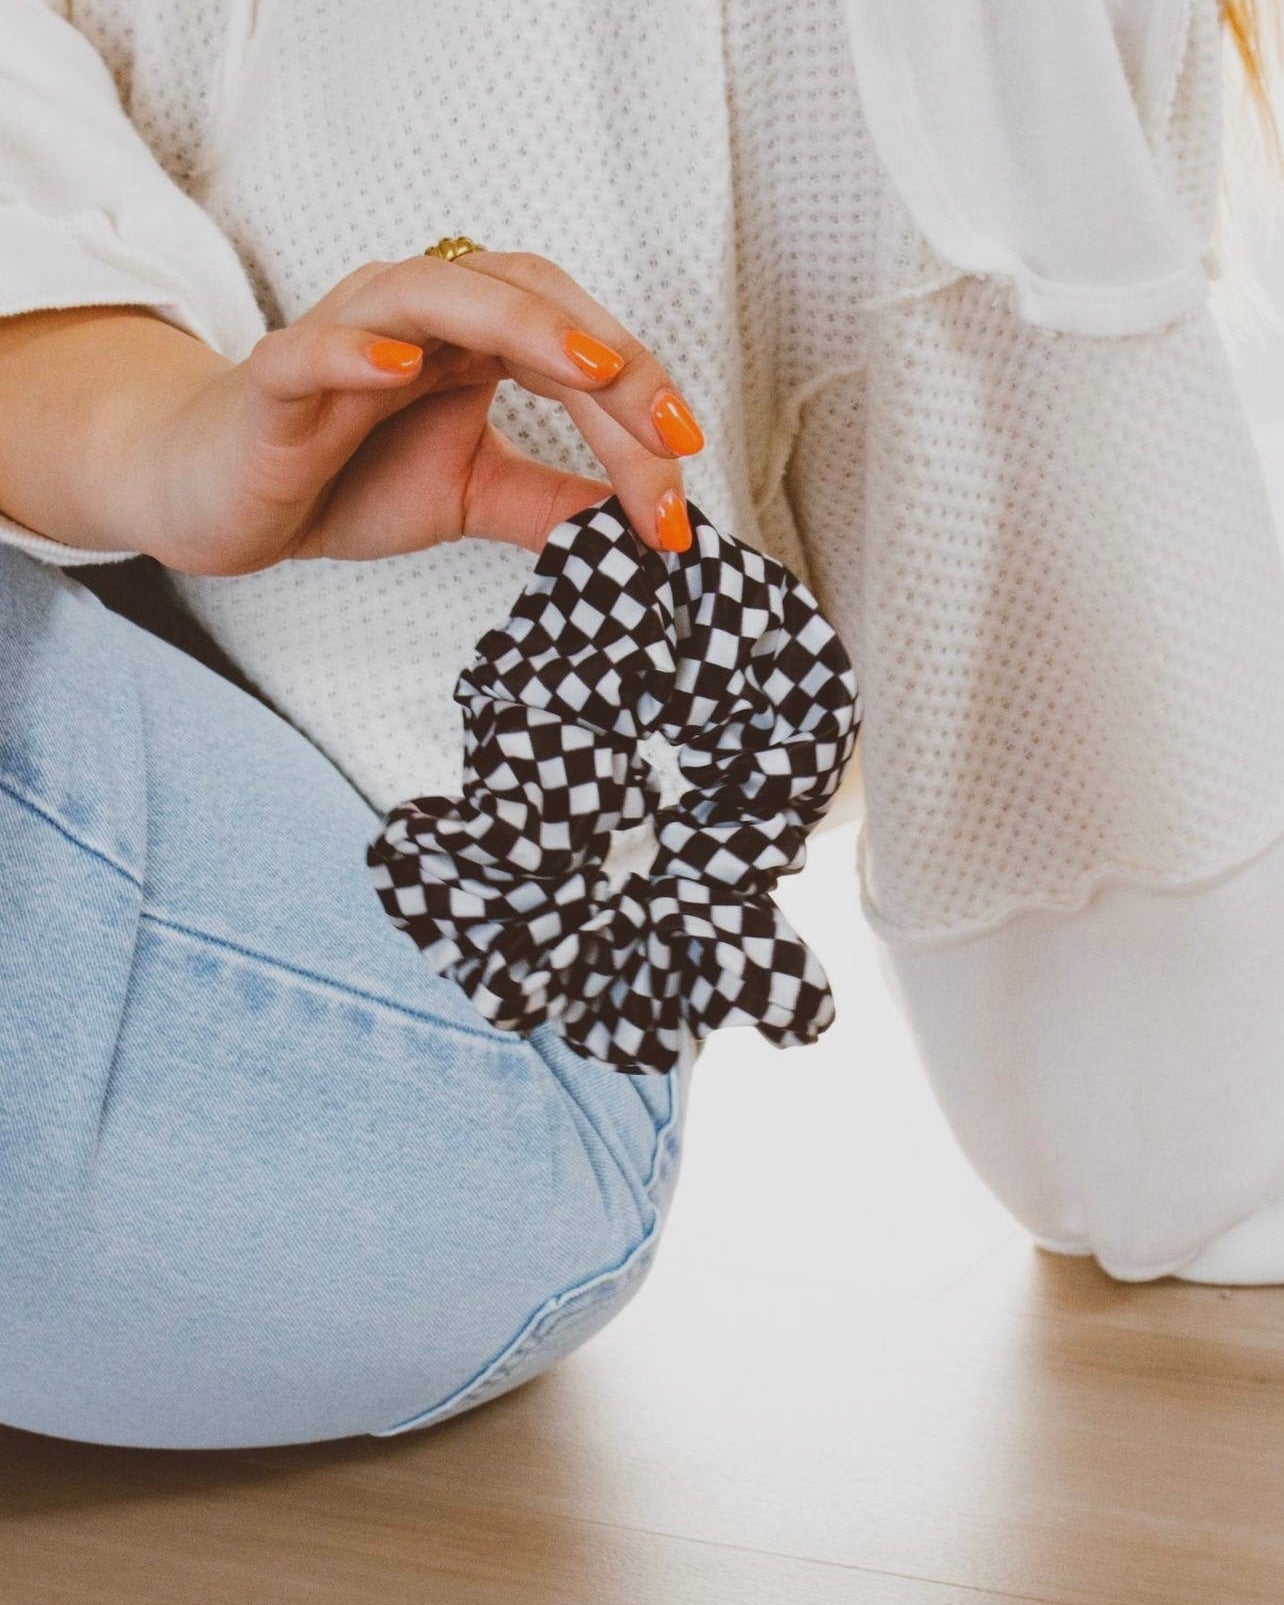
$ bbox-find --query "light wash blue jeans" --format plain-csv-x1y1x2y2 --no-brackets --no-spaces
0,542,696,1450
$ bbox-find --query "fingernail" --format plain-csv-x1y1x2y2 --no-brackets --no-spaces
563,328,625,381
651,389,705,456
656,489,692,553
366,338,423,373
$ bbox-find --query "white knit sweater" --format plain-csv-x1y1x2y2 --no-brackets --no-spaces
6,0,1284,1281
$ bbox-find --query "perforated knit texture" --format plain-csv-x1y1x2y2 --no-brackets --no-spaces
13,0,1284,942
1153,0,1223,236
791,284,1284,936
62,0,136,109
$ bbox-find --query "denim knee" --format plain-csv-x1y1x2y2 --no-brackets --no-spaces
0,541,705,1449
368,1024,698,1437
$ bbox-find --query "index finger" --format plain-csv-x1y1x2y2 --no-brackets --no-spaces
456,251,707,463
327,253,633,406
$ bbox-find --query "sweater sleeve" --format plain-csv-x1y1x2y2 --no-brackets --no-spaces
775,0,1284,1278
836,0,1219,336
0,0,268,566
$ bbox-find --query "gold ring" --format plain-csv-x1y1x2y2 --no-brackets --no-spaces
423,235,488,262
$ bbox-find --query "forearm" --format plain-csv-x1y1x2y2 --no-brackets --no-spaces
0,306,230,555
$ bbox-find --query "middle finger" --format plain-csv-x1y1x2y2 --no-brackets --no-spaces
455,250,707,463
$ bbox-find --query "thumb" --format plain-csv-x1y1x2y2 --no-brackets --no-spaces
461,427,626,555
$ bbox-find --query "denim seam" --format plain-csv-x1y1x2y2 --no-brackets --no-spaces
89,904,145,1175
630,1033,684,1212
137,910,518,1047
1,773,509,1046
370,1210,665,1436
533,1054,648,1230
0,774,143,889
370,1040,687,1437
642,1054,682,1198
1,770,701,1076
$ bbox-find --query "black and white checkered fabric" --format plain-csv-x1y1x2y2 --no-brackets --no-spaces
366,494,862,1076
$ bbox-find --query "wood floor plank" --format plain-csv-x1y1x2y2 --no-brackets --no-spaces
0,1423,1031,1605
313,1257,1284,1605
941,1233,1284,1351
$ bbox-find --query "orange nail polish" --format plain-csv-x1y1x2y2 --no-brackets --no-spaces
563,328,625,380
651,389,705,456
366,338,423,373
656,489,692,553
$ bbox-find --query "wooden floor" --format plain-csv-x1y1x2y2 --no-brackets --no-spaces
4,810,1284,1604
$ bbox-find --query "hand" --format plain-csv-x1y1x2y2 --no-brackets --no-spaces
148,251,706,576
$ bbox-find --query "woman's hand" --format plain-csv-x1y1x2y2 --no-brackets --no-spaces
0,253,705,574
144,251,705,576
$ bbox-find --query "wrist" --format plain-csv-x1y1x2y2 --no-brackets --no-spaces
83,314,233,560
0,305,230,558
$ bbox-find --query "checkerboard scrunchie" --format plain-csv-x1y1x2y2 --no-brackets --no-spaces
366,494,862,1075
